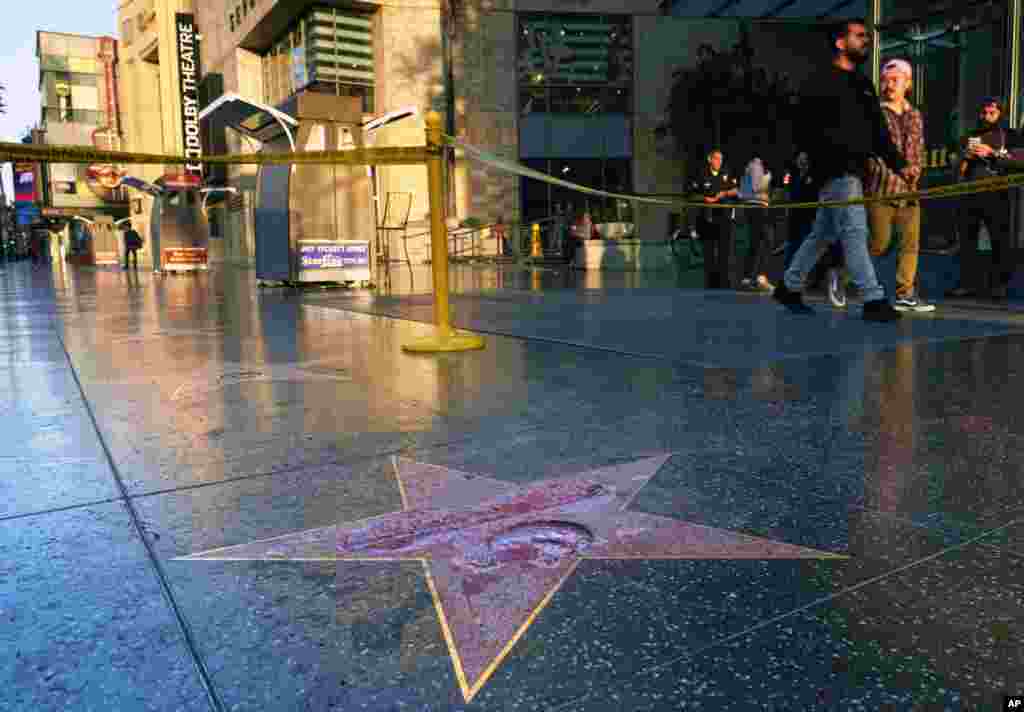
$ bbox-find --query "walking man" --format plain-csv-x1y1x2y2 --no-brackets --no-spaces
122,222,143,270
946,98,1022,299
865,58,934,312
774,19,914,321
690,148,739,289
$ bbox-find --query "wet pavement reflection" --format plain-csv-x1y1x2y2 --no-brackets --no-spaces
2,260,1023,710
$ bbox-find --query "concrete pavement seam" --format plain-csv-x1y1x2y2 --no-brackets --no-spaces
53,328,227,712
0,496,123,523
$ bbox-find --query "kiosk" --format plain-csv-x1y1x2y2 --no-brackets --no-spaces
199,92,374,285
150,177,210,273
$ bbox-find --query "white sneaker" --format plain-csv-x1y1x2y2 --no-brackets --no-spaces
827,268,847,308
893,296,936,312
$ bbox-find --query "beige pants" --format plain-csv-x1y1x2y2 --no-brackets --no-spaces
867,200,921,300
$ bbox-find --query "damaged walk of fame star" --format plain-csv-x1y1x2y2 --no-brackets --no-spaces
177,454,846,701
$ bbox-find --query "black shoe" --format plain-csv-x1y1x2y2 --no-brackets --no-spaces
773,284,814,314
945,286,976,298
862,299,902,322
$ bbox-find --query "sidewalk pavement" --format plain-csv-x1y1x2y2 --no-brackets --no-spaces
3,260,1023,711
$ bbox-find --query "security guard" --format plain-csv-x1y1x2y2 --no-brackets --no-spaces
689,148,739,289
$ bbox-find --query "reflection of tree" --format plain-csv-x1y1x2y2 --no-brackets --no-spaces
662,24,799,172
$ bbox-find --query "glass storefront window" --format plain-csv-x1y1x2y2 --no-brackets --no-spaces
519,158,632,223
262,7,374,110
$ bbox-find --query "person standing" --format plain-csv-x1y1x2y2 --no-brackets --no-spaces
774,18,913,322
737,139,775,292
864,58,934,312
122,222,143,270
690,148,738,289
946,97,1021,300
783,151,817,268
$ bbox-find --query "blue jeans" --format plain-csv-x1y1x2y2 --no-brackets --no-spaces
783,175,885,303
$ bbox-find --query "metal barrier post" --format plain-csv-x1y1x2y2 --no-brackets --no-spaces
530,223,542,258
402,112,485,353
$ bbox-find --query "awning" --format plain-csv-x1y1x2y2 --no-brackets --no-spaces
661,0,867,18
198,93,300,150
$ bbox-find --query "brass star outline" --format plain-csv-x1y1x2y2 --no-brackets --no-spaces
177,454,846,702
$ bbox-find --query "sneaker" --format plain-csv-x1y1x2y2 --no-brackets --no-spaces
893,296,936,312
773,283,814,314
862,298,903,322
827,268,847,308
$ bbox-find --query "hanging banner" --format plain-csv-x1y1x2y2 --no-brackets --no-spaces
14,162,37,203
175,13,203,181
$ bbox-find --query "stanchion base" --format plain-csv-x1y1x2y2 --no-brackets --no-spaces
402,330,486,353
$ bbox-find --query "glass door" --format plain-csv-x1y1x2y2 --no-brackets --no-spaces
879,3,1010,251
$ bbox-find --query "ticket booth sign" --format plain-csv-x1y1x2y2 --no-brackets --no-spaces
163,247,209,271
297,241,370,282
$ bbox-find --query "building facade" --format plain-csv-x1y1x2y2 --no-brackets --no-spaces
183,0,666,265
108,0,1021,264
35,31,130,264
114,0,213,271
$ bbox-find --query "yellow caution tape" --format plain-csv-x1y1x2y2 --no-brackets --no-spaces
442,134,1024,210
0,142,431,167
5,136,1021,210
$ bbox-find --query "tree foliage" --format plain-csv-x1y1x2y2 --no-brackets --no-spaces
664,25,799,175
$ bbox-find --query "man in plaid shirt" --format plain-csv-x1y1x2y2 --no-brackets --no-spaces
864,58,935,312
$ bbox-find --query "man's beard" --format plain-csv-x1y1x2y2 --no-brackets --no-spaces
978,116,999,129
848,46,870,65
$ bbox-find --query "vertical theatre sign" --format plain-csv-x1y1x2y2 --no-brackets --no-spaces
176,14,202,185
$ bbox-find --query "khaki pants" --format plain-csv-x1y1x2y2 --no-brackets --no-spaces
867,200,921,299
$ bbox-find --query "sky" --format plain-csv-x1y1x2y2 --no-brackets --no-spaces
1,3,116,201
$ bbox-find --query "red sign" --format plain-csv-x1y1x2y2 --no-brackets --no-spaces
160,173,202,190
163,247,208,266
14,162,36,203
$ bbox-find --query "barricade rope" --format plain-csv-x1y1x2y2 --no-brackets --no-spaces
443,134,1024,210
0,141,431,167
3,138,1022,210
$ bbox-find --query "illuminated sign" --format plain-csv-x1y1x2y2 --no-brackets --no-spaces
175,14,203,180
299,242,370,270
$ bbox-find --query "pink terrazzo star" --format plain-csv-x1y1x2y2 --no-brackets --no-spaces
179,454,845,701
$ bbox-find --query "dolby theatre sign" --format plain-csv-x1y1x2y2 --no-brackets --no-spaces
176,14,203,185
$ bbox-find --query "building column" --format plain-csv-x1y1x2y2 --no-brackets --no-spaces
870,0,882,87
1008,0,1022,129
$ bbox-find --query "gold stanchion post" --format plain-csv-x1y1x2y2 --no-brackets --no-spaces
402,112,485,353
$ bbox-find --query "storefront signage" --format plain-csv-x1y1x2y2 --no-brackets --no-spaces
163,247,208,267
175,14,203,181
160,172,202,190
299,242,370,270
14,162,36,203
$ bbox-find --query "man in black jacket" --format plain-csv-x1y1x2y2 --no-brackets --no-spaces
946,97,1022,299
774,18,915,322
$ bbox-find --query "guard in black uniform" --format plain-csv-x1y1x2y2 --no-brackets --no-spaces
948,97,1023,299
689,148,739,289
